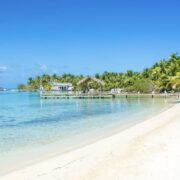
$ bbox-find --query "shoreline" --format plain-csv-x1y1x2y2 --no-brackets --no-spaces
1,102,180,180
0,100,174,176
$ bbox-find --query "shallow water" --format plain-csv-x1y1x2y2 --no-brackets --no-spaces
0,92,174,174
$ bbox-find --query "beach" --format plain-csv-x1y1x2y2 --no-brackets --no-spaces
1,0,180,179
1,102,180,180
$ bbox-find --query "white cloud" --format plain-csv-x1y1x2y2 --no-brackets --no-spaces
0,65,7,72
40,64,47,71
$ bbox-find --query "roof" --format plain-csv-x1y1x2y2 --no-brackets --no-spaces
51,82,72,87
77,76,105,86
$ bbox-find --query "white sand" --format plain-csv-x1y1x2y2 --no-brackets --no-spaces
1,103,180,180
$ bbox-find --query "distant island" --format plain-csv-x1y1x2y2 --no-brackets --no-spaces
0,87,9,91
17,53,180,93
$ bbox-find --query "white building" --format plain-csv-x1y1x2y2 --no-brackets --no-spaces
110,88,124,94
51,82,73,91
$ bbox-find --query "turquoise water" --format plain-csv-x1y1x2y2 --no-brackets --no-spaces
0,92,173,174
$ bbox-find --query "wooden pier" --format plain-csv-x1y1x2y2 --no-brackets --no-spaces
40,91,179,99
40,92,114,99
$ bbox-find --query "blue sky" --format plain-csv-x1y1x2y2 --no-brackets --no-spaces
0,0,180,88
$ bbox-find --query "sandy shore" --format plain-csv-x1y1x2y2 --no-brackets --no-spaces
1,103,180,180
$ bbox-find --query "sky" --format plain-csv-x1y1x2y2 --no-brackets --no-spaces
0,0,180,88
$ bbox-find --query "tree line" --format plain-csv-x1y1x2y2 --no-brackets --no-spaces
18,53,180,93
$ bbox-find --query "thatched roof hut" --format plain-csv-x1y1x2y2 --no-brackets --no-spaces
77,76,105,86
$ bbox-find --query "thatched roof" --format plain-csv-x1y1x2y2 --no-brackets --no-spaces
77,76,105,86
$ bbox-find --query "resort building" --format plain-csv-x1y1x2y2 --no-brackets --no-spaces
77,76,105,92
77,76,105,86
110,88,124,94
51,82,73,91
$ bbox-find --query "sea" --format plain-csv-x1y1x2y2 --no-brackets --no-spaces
0,92,175,175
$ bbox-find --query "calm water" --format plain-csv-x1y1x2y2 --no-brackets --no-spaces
0,92,174,174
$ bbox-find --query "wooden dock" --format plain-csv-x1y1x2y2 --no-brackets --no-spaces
40,91,180,99
40,92,114,99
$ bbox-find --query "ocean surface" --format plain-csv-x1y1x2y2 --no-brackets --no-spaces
0,92,174,174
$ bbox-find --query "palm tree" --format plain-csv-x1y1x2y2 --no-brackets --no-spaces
142,68,150,78
166,72,180,91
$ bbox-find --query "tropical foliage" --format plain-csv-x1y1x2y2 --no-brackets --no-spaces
18,54,180,92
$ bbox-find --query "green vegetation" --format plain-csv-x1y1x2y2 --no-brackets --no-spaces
17,84,27,91
18,53,180,93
